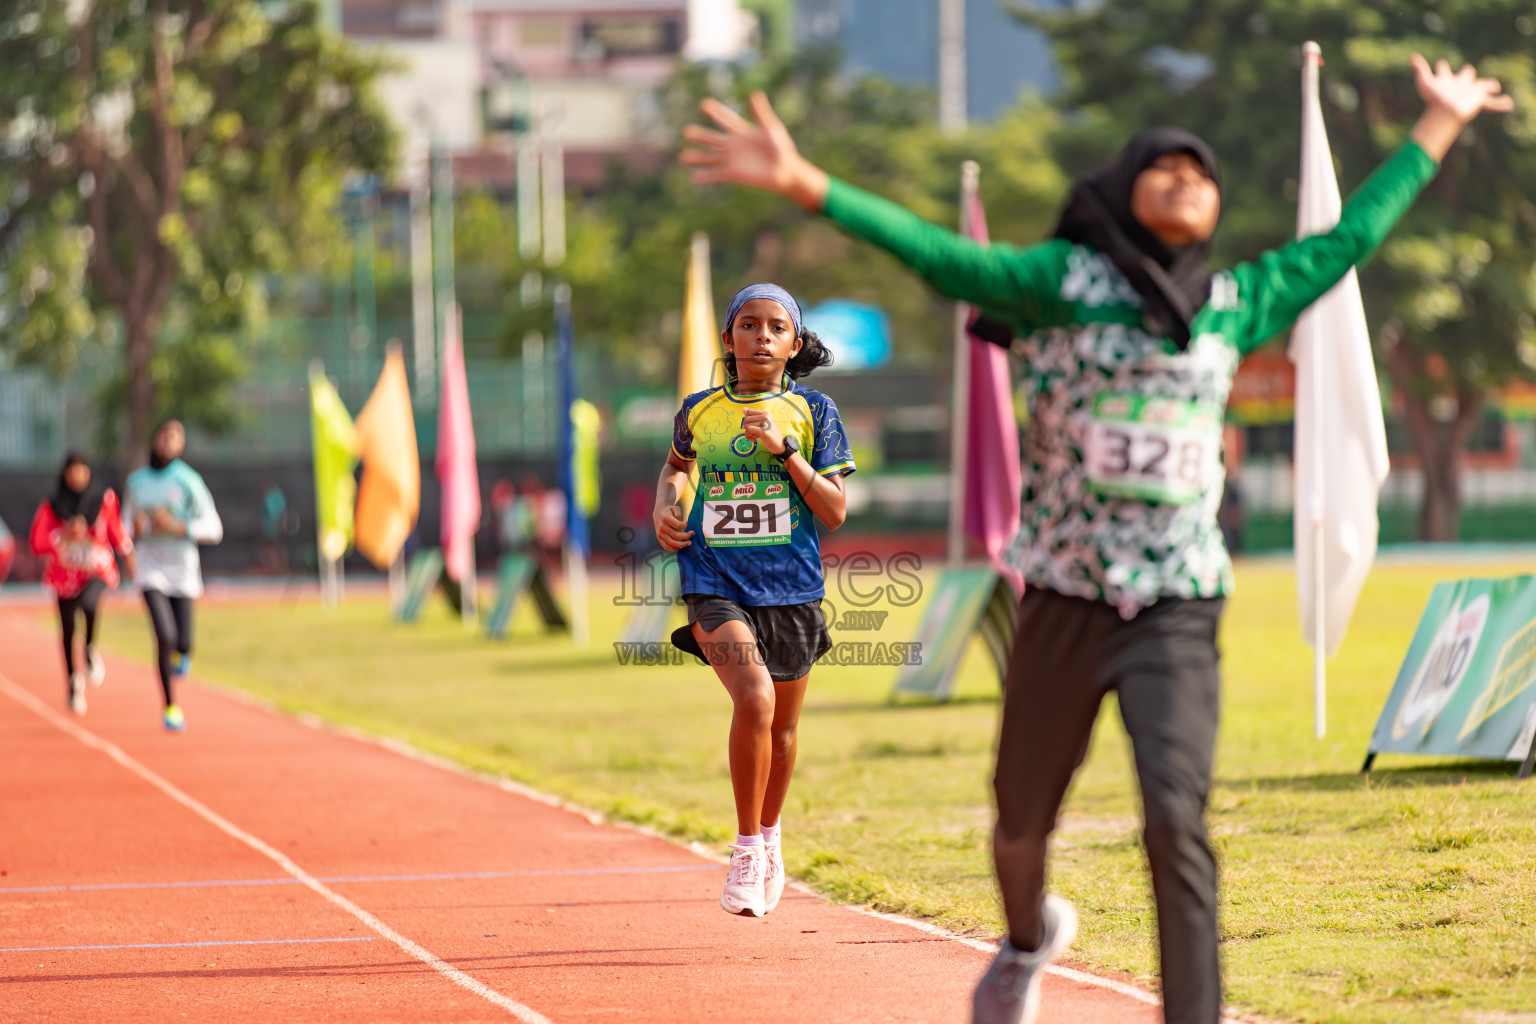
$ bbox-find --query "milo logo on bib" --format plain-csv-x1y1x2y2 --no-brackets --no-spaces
702,479,794,549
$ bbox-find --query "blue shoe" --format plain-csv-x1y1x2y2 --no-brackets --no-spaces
163,704,187,732
172,653,191,678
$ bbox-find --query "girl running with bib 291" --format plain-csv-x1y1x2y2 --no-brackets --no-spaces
655,283,855,918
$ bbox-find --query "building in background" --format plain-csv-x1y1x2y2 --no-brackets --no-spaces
341,0,754,190
795,0,1062,121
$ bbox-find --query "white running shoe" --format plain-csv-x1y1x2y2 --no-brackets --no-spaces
87,648,106,687
68,673,87,715
971,894,1079,1024
763,839,786,913
720,844,767,917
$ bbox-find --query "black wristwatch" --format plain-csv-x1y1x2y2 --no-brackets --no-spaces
771,435,800,463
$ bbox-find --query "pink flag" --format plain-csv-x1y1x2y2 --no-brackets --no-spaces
437,307,482,583
961,192,1025,596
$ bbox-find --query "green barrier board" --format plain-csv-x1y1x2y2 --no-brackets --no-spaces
485,552,568,639
1366,574,1536,776
619,553,682,645
891,567,1017,701
396,549,445,624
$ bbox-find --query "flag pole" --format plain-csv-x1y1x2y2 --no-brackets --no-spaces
388,550,405,616
946,161,979,567
311,358,337,611
1304,41,1327,739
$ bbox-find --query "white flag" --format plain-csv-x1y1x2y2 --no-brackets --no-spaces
1290,41,1390,658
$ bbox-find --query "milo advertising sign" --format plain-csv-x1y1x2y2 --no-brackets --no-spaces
1367,576,1536,774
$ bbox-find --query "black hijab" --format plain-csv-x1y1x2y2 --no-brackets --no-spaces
50,452,105,524
1052,127,1222,350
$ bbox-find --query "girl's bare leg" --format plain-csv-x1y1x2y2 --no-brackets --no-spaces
694,618,775,836
760,675,809,827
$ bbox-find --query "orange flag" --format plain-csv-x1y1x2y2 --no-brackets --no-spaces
354,344,420,568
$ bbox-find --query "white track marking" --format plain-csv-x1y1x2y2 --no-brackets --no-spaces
210,668,1266,1021
847,906,1257,1022
15,624,1257,1024
0,674,554,1024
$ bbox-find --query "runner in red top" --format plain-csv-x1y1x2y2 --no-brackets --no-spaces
29,453,135,715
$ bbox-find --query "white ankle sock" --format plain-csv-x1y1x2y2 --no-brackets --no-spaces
734,832,763,847
760,822,781,845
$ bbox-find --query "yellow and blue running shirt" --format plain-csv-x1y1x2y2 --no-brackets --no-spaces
672,376,856,606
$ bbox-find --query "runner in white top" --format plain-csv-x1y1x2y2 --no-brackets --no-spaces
123,420,223,731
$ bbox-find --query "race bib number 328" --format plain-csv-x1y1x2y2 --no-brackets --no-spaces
1083,392,1221,506
702,480,793,548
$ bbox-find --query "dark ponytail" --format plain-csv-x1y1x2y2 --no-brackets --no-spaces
786,329,833,379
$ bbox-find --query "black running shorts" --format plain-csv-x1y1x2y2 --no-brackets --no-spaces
671,593,833,682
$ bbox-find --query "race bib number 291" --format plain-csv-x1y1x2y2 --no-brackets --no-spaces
1084,392,1221,505
702,480,793,547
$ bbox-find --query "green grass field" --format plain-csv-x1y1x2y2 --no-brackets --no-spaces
122,560,1536,1023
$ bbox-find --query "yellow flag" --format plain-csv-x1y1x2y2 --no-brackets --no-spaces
354,344,420,569
678,232,721,510
309,365,357,563
571,398,602,517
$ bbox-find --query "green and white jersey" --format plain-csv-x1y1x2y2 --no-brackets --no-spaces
821,142,1439,615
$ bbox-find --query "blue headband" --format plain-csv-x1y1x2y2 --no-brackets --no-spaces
724,284,802,337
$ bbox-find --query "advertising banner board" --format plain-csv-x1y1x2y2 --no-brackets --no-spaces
891,567,1017,701
619,553,682,645
1366,575,1536,776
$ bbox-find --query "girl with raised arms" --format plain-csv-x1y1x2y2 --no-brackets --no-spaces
681,54,1512,1024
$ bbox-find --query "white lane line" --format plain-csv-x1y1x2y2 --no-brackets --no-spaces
0,674,554,1024
1,863,717,895
847,906,1255,1023
207,659,1232,1020
2,937,375,953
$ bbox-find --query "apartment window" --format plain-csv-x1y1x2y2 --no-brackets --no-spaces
580,17,682,57
520,16,567,48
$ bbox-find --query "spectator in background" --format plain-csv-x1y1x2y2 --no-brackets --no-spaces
620,480,657,556
0,515,13,586
491,479,537,557
259,481,289,573
1218,479,1246,555
537,486,568,571
30,453,136,715
515,475,563,574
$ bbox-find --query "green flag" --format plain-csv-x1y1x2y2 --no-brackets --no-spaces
310,366,357,562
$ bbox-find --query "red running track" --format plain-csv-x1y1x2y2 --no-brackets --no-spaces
0,608,1164,1023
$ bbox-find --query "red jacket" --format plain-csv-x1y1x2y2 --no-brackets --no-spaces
30,490,133,598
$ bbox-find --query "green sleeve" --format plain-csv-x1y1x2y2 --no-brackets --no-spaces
1232,141,1439,353
821,177,1067,331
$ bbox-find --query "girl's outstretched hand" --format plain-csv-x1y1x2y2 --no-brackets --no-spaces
1410,54,1515,160
681,92,830,211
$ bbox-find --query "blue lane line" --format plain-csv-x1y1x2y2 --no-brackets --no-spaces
0,863,719,895
1,937,377,953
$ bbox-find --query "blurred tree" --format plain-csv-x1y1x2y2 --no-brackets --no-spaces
0,0,394,464
1019,0,1536,539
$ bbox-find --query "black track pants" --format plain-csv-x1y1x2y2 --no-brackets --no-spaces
142,590,193,707
58,577,106,677
993,587,1224,1024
